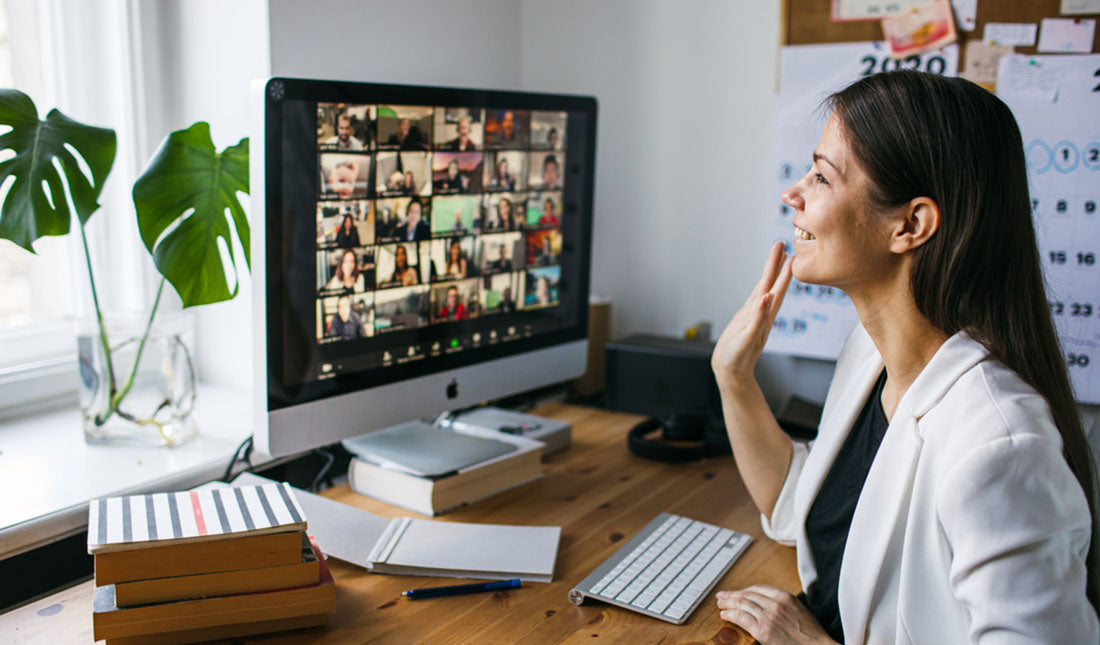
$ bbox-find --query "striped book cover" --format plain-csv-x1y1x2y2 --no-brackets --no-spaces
87,483,307,554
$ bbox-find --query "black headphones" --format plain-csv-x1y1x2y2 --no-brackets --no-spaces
627,414,731,463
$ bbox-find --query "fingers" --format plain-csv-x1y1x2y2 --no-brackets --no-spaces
753,242,787,296
767,255,794,317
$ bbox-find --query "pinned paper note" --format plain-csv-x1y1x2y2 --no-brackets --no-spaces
962,41,1014,85
984,23,1039,47
1061,0,1100,14
1037,18,1096,53
882,0,958,58
831,0,975,26
997,55,1064,103
951,0,977,31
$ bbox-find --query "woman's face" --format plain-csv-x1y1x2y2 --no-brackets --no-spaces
342,215,353,232
499,199,511,220
782,114,896,290
395,245,408,268
404,172,414,188
499,159,509,175
448,161,459,179
341,251,357,280
450,242,460,261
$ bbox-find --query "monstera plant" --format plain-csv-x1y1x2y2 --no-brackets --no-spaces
0,89,249,443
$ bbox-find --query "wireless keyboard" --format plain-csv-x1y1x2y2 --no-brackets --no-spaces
568,512,753,624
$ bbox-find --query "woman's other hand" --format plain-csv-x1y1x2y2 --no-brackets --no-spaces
711,242,793,388
716,585,835,645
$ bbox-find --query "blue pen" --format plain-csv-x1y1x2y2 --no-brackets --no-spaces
401,578,522,600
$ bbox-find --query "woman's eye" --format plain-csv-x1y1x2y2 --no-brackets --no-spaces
814,172,829,185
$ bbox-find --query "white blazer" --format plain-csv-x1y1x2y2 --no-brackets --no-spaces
762,325,1098,643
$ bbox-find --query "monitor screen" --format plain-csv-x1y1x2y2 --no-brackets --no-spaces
255,78,596,447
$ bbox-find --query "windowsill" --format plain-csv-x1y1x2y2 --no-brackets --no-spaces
0,384,270,561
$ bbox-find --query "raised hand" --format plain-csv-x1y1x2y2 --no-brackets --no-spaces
711,241,793,388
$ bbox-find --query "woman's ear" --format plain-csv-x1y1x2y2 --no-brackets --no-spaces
890,196,940,254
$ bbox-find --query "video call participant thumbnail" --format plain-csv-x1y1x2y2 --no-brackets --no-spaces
528,152,563,190
432,152,483,194
485,151,528,192
374,197,411,242
484,194,524,232
484,109,530,148
376,243,423,287
526,229,562,267
479,231,523,274
429,236,478,281
318,104,374,151
431,279,480,322
434,108,484,151
394,198,430,242
319,293,374,341
377,106,432,150
319,248,374,294
316,200,374,249
530,110,566,150
376,152,432,197
374,285,431,333
431,195,479,237
480,272,520,314
525,193,562,228
523,265,560,308
320,153,372,200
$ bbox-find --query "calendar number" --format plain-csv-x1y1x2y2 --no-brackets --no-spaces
1050,301,1065,315
859,54,947,77
1068,353,1091,368
1071,303,1094,317
1050,250,1067,264
1078,252,1096,266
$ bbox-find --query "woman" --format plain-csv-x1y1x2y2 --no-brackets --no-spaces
444,238,467,279
493,197,516,231
493,157,516,190
334,214,360,248
385,244,418,286
712,72,1098,643
324,249,364,293
442,159,466,192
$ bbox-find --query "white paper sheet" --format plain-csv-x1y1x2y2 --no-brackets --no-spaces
768,42,958,360
1037,17,1096,53
1062,0,1100,15
984,22,1039,46
998,54,1100,403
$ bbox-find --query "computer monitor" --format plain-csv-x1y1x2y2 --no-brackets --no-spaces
250,78,597,458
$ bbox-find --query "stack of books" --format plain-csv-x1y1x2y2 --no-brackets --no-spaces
87,482,335,644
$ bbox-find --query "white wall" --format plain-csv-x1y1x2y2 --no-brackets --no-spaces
267,0,523,87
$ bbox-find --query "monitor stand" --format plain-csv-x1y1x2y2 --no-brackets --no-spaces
341,419,516,478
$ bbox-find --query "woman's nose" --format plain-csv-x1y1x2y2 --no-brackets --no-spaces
782,180,805,211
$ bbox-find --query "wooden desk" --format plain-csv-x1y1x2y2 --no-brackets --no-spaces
2,404,798,644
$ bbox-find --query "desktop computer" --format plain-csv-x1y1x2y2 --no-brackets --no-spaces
250,78,597,458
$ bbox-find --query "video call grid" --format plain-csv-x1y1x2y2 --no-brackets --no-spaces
312,104,568,343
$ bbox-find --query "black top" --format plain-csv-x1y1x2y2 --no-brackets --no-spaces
803,370,889,643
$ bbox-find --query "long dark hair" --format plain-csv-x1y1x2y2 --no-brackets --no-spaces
829,71,1098,609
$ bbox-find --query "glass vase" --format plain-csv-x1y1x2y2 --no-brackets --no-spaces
77,312,198,446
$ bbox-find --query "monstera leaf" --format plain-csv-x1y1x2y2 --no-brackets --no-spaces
0,89,116,251
133,122,249,308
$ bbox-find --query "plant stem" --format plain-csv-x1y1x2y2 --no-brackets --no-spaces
108,275,167,412
79,222,117,425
